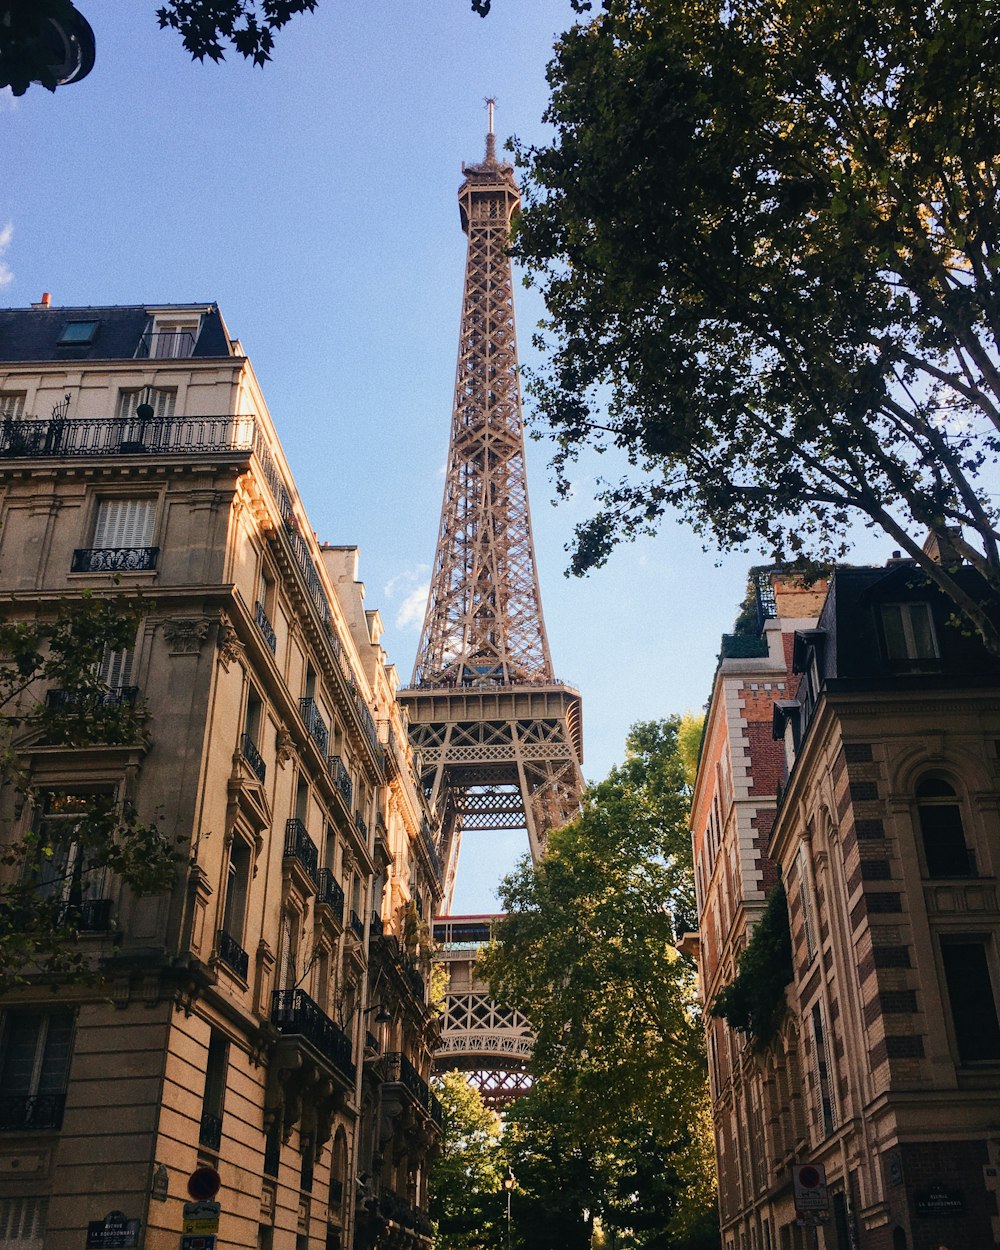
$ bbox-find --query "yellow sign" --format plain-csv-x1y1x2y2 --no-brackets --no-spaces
182,1219,220,1236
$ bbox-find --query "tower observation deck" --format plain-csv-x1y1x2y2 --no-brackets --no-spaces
399,104,584,1106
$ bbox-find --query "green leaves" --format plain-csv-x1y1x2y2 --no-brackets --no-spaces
709,881,793,1049
0,594,178,992
480,717,717,1247
517,0,1000,653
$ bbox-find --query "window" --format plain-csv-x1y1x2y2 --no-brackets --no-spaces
880,602,938,662
242,690,266,782
116,387,176,420
797,847,816,960
93,497,156,549
141,319,199,359
32,791,108,913
0,1010,74,1131
200,1031,228,1150
941,939,1000,1061
0,1197,48,1250
57,320,98,345
222,839,252,946
0,392,26,419
811,1003,835,1137
916,778,974,877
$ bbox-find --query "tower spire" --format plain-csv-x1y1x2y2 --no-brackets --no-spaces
485,96,496,163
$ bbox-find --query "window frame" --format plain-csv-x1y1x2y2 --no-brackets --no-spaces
939,934,1000,1063
57,320,98,346
878,601,940,665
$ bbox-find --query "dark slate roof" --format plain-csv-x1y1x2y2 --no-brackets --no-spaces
0,303,234,362
817,563,1000,686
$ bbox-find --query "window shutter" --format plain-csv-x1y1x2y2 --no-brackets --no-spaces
93,498,155,548
116,388,176,419
0,1197,48,1250
0,393,26,419
97,646,133,688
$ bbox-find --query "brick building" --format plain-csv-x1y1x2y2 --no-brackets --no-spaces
0,301,442,1250
692,561,1000,1250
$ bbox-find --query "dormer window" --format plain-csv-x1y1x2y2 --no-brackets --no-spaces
880,602,938,662
137,316,200,359
58,320,98,345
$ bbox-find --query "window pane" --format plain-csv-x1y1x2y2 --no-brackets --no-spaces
941,942,1000,1061
881,605,907,659
0,1015,42,1094
906,603,937,658
918,804,972,876
37,1013,73,1095
58,321,97,344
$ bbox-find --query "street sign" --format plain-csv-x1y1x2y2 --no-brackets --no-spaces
86,1211,140,1249
793,1163,830,1215
180,1238,216,1250
182,1199,221,1236
186,1166,221,1201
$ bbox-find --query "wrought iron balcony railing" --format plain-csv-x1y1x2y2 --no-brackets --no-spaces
284,818,319,884
354,811,368,842
328,755,353,807
254,601,277,654
384,1051,432,1110
316,868,345,924
240,732,266,782
299,697,329,756
271,988,355,1084
136,329,196,358
0,1092,66,1131
926,846,979,879
349,911,365,941
430,1091,443,1126
77,898,114,931
370,911,384,939
46,686,139,710
0,414,259,458
71,547,158,573
199,1112,223,1151
217,929,249,980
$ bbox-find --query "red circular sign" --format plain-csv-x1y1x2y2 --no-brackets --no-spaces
187,1166,221,1200
798,1166,821,1189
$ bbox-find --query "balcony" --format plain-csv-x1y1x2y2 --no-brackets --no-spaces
217,929,249,980
284,818,319,885
136,329,196,358
328,755,353,808
299,697,329,756
384,1052,431,1112
199,1112,223,1151
254,601,277,654
350,911,365,941
925,845,979,879
370,911,384,939
271,988,355,1085
71,547,158,573
378,1191,433,1238
0,1092,66,1131
241,732,266,782
355,811,368,843
77,898,114,931
316,868,345,925
46,686,139,710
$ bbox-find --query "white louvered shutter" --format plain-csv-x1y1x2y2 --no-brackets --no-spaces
116,388,176,419
93,498,156,549
0,392,26,419
0,1196,48,1250
97,645,133,688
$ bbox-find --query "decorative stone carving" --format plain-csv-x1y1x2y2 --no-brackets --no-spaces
162,617,211,655
276,729,294,767
217,614,245,670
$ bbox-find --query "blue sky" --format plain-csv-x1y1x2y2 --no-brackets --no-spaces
2,1,884,910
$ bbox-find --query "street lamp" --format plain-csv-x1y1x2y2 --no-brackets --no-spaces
502,1170,515,1250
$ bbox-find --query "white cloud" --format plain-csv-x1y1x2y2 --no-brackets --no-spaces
395,584,429,631
0,223,12,288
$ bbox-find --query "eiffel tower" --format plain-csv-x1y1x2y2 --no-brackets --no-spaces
398,103,584,1106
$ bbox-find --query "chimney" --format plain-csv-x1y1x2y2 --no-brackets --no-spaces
922,526,963,565
31,292,52,309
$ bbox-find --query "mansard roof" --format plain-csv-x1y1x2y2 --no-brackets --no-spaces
0,302,234,362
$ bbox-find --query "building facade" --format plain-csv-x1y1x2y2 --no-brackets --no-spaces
0,301,442,1250
693,562,1000,1250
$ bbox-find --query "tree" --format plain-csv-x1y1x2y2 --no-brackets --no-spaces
0,0,495,95
514,0,1000,655
480,718,719,1248
428,1071,507,1250
0,593,177,991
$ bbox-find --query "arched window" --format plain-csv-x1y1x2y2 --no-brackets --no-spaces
916,777,975,878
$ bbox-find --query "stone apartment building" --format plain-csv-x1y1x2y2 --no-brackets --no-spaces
0,301,443,1250
691,562,1000,1250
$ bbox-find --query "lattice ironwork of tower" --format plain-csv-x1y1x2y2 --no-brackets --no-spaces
398,104,584,1107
